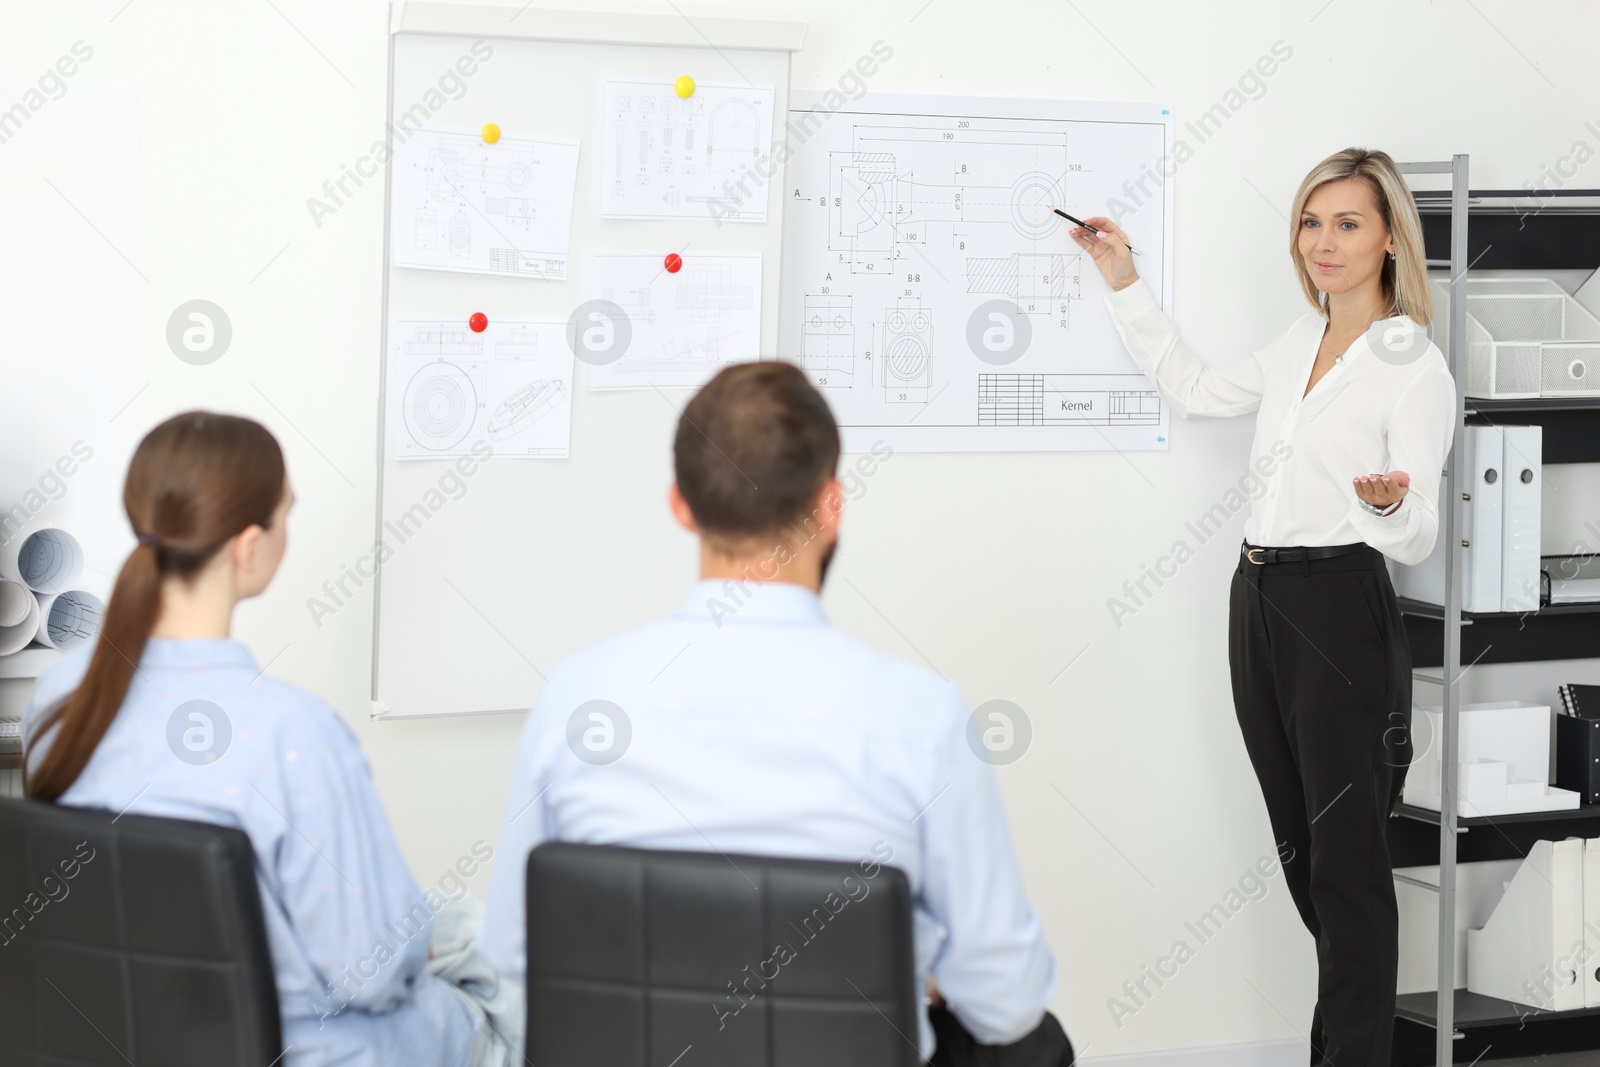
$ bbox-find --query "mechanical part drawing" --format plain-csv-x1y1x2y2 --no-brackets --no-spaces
779,92,1173,453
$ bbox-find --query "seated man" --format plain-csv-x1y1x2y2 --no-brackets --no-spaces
478,362,1070,1066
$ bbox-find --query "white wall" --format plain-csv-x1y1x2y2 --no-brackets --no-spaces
3,0,1599,1059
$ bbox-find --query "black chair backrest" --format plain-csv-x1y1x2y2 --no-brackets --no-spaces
527,841,921,1067
0,798,282,1066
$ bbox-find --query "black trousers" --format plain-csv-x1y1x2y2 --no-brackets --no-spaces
1229,542,1411,1067
928,1006,1075,1067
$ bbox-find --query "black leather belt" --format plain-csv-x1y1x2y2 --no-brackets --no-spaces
1241,541,1368,565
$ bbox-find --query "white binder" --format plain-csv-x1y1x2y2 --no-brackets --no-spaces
1464,424,1505,613
1467,837,1585,1010
1390,425,1503,611
1501,424,1543,612
1585,838,1600,1007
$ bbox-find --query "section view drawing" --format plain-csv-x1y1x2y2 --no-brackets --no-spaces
881,303,933,402
965,254,1083,308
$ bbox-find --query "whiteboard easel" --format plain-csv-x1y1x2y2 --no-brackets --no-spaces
372,2,805,718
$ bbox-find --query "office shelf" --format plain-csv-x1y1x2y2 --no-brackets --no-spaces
1390,177,1600,1065
1466,398,1600,465
1416,188,1600,275
1398,988,1599,1029
1398,596,1600,667
1388,801,1600,867
0,647,60,681
1470,397,1600,413
1393,990,1600,1062
1400,595,1600,619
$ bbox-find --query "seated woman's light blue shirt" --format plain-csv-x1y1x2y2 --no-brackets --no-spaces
24,637,479,1067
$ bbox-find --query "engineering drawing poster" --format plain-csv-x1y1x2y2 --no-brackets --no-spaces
779,92,1174,453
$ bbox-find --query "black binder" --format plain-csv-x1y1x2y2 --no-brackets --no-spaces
1555,712,1600,804
1559,683,1600,720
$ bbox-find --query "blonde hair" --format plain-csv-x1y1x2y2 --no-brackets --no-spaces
1289,148,1432,326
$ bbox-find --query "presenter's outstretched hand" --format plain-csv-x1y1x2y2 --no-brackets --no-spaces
1354,471,1410,511
1068,216,1140,292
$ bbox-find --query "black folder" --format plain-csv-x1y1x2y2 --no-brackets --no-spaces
1555,712,1600,804
1559,683,1600,720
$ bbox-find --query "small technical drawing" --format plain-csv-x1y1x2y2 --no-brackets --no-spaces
802,294,854,386
393,128,578,279
403,362,478,450
485,196,533,221
495,326,542,360
1007,172,1067,239
448,211,471,257
605,261,755,374
881,302,932,402
402,325,482,358
486,379,566,439
601,79,774,222
709,96,761,155
414,206,437,249
587,253,762,390
831,152,901,254
824,145,1069,273
391,318,575,459
965,253,1083,309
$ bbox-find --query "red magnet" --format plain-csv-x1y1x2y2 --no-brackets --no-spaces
664,253,683,273
468,312,488,332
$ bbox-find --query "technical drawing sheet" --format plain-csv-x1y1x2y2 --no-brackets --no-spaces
778,92,1174,453
388,316,575,459
586,251,762,391
391,127,580,280
601,79,776,223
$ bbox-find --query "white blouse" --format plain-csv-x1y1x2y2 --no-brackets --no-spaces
1103,278,1457,566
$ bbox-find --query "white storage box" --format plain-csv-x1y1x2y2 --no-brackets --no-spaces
1404,700,1581,816
1429,278,1600,400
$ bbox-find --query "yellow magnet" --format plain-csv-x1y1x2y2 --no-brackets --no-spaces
482,123,501,144
673,75,695,99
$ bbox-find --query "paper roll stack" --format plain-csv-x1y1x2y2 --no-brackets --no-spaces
0,580,39,655
0,527,108,655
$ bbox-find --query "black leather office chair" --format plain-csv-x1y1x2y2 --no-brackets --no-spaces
527,842,922,1067
0,798,282,1066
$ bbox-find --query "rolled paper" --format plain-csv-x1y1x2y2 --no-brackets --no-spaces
0,579,32,628
35,589,105,651
33,569,110,652
0,591,40,656
0,527,85,595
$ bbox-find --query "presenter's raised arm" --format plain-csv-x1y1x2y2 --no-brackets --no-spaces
1071,216,1267,419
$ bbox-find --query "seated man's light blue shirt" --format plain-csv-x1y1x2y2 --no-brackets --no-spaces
25,638,480,1067
478,580,1057,1059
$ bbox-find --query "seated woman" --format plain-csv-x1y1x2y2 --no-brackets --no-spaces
24,411,486,1066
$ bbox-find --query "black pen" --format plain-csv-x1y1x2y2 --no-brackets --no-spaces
1052,207,1141,257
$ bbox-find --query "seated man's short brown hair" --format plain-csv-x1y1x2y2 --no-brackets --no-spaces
673,362,841,545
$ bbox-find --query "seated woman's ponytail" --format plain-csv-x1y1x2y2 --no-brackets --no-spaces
26,412,285,800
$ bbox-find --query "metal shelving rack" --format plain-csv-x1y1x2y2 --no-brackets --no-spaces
1396,155,1471,1067
1385,178,1600,1064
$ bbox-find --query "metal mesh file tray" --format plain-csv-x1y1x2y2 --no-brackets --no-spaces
1429,278,1600,399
